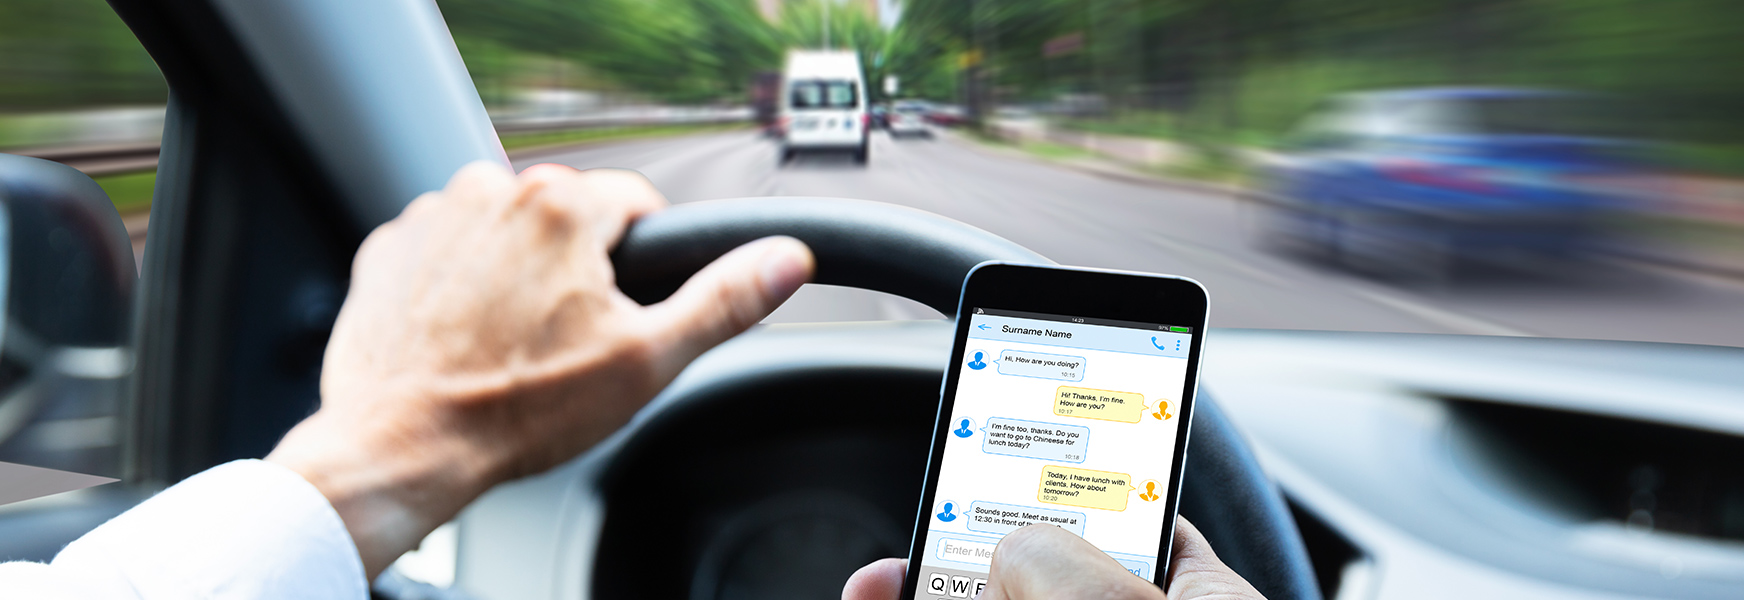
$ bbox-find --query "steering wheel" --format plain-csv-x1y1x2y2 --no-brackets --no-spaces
604,197,1323,600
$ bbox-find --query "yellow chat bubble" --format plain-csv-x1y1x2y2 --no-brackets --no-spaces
1054,386,1147,423
1037,465,1138,511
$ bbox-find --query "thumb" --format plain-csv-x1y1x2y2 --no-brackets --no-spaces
642,235,814,380
841,558,906,600
982,525,1163,600
1166,517,1267,599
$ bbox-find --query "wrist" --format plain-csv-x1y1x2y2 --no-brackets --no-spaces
267,407,502,579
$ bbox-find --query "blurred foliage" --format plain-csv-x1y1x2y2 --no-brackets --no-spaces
439,0,784,103
440,0,904,104
0,0,165,110
94,170,156,214
899,0,1744,152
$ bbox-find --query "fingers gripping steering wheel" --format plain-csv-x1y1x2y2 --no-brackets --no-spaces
608,197,1323,600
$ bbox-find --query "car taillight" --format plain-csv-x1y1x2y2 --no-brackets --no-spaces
1380,159,1498,194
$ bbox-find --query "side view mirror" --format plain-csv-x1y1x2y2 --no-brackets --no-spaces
0,154,137,479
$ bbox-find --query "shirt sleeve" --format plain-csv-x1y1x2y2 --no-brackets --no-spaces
0,459,368,600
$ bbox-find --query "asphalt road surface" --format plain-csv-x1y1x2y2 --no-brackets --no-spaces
513,129,1744,348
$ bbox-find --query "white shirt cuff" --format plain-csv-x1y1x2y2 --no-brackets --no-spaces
49,459,369,599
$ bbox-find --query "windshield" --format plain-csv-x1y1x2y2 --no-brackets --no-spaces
790,80,858,110
7,2,1744,597
6,0,1741,351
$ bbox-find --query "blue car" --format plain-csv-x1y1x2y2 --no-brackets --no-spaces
1256,87,1646,279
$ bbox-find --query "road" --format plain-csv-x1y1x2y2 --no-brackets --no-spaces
514,129,1744,348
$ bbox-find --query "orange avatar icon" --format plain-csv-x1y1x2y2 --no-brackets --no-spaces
1138,481,1160,502
1152,401,1172,421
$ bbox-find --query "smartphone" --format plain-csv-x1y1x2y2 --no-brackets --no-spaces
900,262,1208,599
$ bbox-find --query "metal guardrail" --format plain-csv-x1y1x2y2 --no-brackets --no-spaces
9,143,162,177
5,107,752,177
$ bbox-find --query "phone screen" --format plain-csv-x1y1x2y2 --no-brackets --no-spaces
911,307,1196,599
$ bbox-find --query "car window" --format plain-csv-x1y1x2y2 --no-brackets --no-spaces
790,80,858,110
0,0,161,479
1387,99,1472,136
1464,96,1635,138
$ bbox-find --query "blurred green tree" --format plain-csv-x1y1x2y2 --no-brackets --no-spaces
0,0,164,110
897,0,1744,151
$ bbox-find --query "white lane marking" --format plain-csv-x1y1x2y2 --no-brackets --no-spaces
1148,232,1532,336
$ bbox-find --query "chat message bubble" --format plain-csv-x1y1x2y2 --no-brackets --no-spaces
1054,386,1148,423
967,501,1087,537
995,350,1085,382
1038,465,1137,511
981,417,1089,463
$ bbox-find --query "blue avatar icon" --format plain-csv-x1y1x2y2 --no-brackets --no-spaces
967,351,988,370
937,502,958,522
953,418,975,438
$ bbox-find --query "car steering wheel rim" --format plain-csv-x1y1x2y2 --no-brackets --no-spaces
607,197,1322,600
610,197,1046,318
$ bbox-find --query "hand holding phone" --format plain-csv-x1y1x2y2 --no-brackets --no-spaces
899,263,1209,598
847,515,1266,600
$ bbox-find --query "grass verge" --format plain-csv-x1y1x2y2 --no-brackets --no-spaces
499,122,745,152
94,171,156,215
84,122,748,215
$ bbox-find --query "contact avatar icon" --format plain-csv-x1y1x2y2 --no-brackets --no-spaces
1139,481,1160,502
953,418,975,438
1152,401,1172,420
967,351,988,370
937,502,958,522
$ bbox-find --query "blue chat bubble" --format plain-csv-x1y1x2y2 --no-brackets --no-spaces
980,417,1089,463
967,501,1087,537
995,350,1085,381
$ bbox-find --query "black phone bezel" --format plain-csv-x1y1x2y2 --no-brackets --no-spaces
898,262,1209,597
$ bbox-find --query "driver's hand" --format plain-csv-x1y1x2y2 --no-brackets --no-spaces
841,517,1266,600
266,161,814,578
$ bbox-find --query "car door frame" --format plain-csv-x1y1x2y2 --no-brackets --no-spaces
107,0,504,486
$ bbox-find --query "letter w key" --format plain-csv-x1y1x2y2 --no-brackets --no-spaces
948,576,974,598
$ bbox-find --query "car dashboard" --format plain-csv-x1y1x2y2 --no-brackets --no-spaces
446,321,1744,600
1209,329,1744,600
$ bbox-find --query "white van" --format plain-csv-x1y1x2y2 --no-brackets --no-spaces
779,50,869,164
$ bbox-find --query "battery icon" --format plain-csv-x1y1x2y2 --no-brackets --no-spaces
1169,326,1191,333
